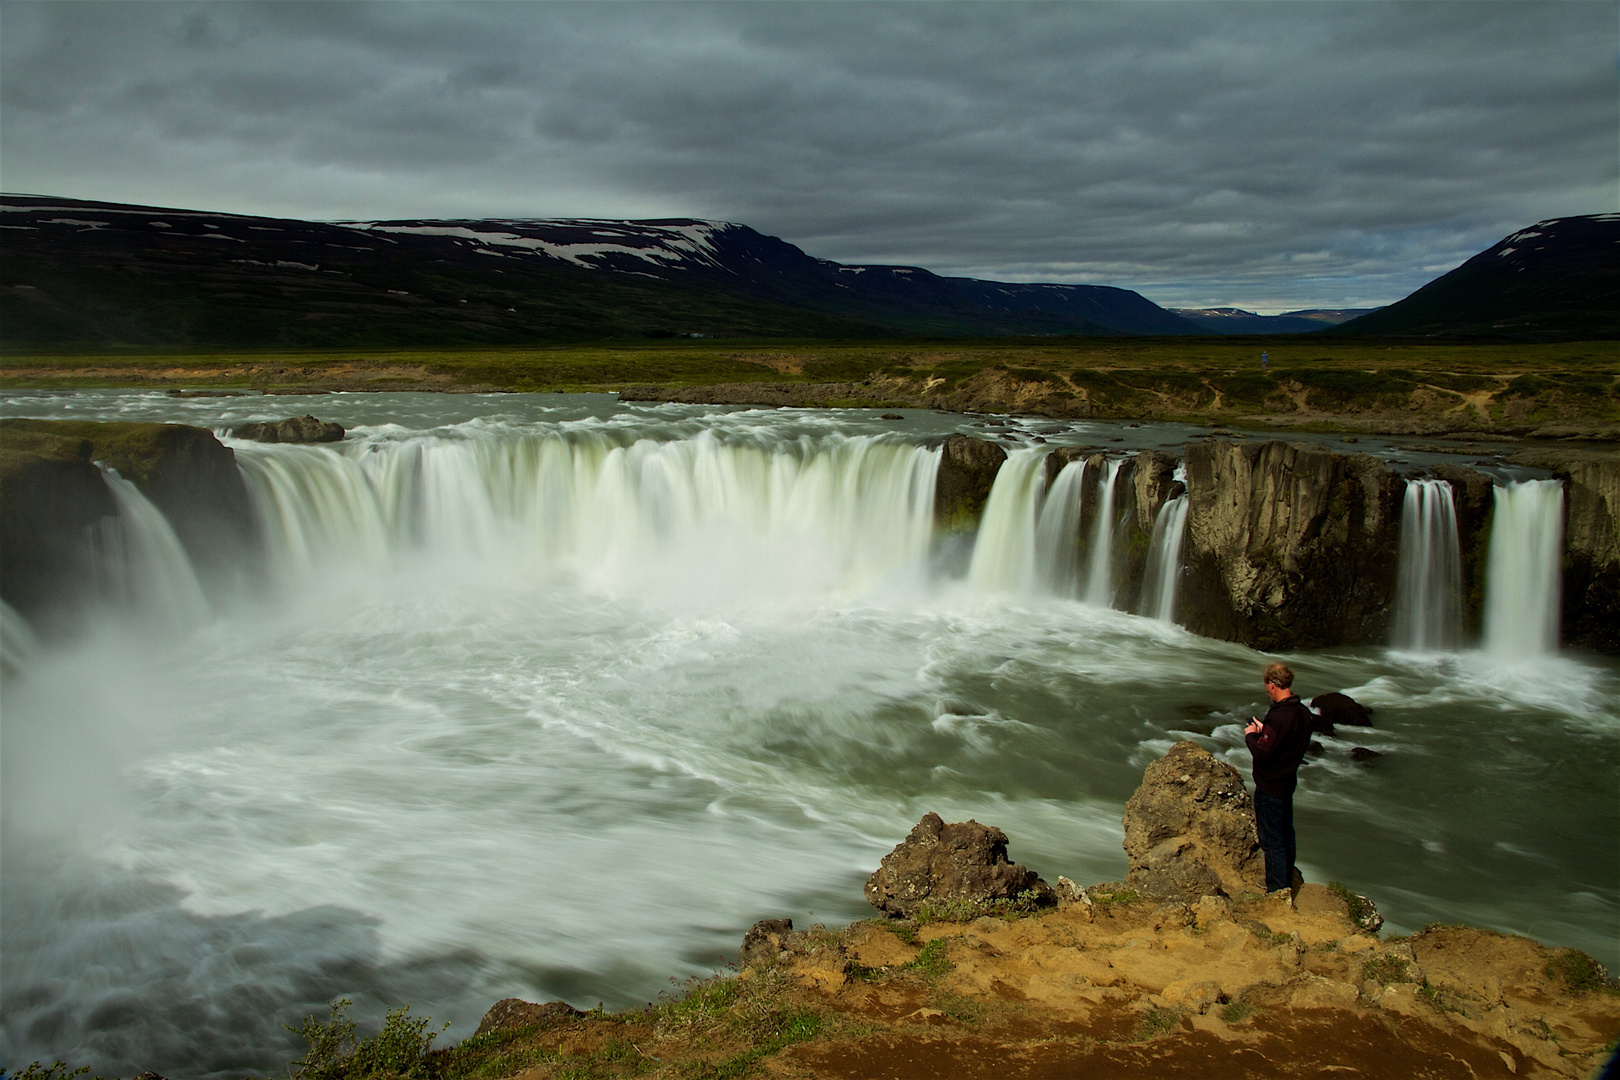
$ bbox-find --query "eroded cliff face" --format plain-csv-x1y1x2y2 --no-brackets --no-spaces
0,419,256,629
1180,440,1404,650
933,434,1007,531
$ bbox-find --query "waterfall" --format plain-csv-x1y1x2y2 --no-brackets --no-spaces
1392,479,1464,651
967,448,1047,593
1139,494,1189,623
1483,479,1564,657
234,429,943,602
1083,458,1124,607
1,598,39,675
91,469,211,630
1033,459,1087,596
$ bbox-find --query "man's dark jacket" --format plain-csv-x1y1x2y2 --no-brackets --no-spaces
1245,694,1313,796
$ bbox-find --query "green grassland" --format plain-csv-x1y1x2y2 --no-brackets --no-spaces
4,337,1617,435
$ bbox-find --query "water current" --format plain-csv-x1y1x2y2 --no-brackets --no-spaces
2,393,1615,1078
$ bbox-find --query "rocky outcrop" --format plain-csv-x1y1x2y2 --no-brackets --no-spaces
0,424,118,629
1509,449,1620,654
1310,692,1373,735
0,419,257,623
475,997,584,1036
740,918,797,968
865,812,1051,917
1180,440,1404,649
229,414,345,443
933,435,1006,531
1122,740,1266,901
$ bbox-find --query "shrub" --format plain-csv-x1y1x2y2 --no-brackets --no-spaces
288,999,447,1080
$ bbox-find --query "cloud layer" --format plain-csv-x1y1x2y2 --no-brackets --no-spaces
3,2,1614,310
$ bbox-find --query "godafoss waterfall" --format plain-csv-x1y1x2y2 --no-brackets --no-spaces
2,393,1616,1078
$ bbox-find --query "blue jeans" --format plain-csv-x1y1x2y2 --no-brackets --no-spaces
1254,788,1296,893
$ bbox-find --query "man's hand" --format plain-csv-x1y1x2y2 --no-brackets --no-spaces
1245,717,1263,736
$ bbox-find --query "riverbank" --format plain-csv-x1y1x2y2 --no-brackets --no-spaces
286,878,1620,1080
3,338,1617,439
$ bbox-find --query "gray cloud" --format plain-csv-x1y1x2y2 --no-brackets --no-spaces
2,1,1614,310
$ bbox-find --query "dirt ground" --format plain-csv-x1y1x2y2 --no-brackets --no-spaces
475,885,1620,1080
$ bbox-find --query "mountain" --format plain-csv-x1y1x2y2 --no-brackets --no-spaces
1329,215,1620,340
1169,307,1381,334
0,196,1203,349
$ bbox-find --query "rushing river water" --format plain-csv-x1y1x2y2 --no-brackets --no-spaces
2,392,1616,1078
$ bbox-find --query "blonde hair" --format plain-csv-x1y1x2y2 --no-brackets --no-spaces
1263,662,1294,689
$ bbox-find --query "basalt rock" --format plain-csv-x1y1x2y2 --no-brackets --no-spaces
229,414,345,443
740,917,796,968
1180,440,1404,650
933,435,1006,531
475,997,584,1036
1123,740,1265,901
0,424,117,628
865,812,1051,917
1311,692,1373,734
0,419,256,621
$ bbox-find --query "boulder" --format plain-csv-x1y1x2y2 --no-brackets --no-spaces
865,812,1050,917
740,918,796,968
1311,692,1373,731
1122,740,1266,900
474,997,584,1036
229,414,345,443
933,435,1006,531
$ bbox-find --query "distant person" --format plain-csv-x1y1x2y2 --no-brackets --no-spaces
1261,351,1268,370
1244,661,1312,894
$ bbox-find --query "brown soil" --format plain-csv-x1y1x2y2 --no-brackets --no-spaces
473,886,1620,1080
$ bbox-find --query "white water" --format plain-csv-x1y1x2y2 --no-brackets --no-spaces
93,470,212,631
1083,458,1124,607
1139,495,1189,623
1482,480,1564,658
1034,460,1087,597
966,448,1046,593
2,397,1615,1079
1392,479,1464,652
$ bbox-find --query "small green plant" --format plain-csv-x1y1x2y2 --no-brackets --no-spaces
889,920,919,945
1135,1007,1181,1040
1546,949,1617,994
1361,955,1411,984
287,998,447,1080
4,1064,91,1080
906,938,954,980
1219,1001,1257,1024
1326,882,1378,929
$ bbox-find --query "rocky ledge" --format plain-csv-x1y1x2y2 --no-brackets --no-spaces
434,743,1617,1080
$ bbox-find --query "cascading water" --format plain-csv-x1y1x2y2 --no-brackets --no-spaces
1139,493,1189,624
1392,479,1464,651
238,429,943,602
1083,458,1124,607
966,448,1047,593
1482,479,1565,657
91,470,211,630
3,393,1616,1079
1033,459,1087,596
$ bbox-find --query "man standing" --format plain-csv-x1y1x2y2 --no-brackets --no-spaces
1244,661,1313,894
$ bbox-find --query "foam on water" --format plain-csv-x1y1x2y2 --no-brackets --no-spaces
1,395,1615,1078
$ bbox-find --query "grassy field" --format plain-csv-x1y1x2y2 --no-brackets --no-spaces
3,336,1617,434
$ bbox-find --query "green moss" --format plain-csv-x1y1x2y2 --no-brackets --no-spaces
0,418,188,485
1545,949,1618,994
1361,955,1411,984
1326,882,1378,930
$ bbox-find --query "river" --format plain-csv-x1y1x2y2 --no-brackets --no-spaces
2,391,1614,1078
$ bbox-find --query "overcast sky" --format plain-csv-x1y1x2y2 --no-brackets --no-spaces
3,2,1615,311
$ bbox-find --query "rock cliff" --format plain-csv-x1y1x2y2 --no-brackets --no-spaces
932,434,1006,531
1180,440,1404,650
0,419,256,626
